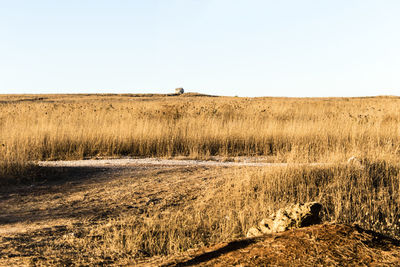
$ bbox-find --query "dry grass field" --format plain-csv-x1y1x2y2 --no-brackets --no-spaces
1,94,400,172
1,94,400,265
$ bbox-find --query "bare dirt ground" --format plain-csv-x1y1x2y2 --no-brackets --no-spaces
1,159,251,266
1,158,399,266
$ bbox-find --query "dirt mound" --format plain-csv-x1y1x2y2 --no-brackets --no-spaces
158,223,400,266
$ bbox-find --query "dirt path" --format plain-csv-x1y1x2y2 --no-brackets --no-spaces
0,163,245,265
3,156,304,238
38,157,330,168
1,157,337,238
0,165,222,233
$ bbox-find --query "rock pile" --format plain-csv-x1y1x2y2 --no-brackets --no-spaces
247,202,323,237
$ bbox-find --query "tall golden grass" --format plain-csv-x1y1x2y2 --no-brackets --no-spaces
1,94,399,176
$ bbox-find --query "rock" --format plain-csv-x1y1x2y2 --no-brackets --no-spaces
246,202,323,237
259,218,275,234
246,227,263,238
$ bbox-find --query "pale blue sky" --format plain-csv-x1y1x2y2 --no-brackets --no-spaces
1,0,399,97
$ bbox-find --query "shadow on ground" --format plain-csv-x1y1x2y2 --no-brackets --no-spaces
0,165,147,225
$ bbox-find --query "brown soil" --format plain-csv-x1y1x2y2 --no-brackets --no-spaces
157,223,400,266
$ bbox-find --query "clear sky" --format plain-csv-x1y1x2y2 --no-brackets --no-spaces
1,0,399,97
